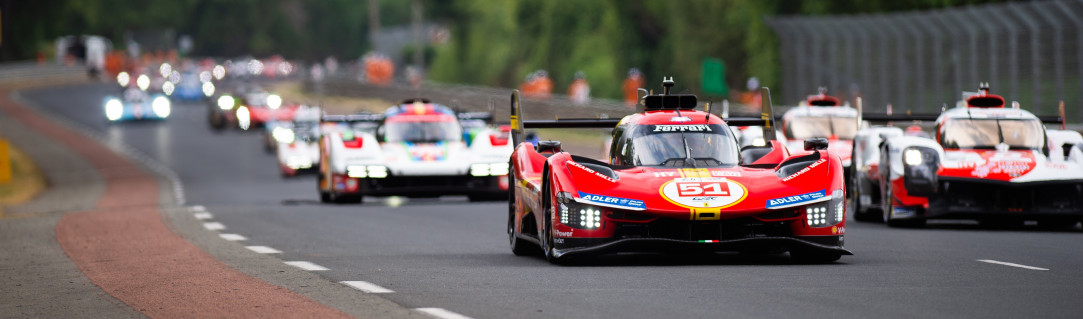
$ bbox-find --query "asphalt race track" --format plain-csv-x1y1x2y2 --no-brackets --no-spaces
22,82,1083,318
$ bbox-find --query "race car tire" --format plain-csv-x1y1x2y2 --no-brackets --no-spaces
882,188,925,228
851,178,879,222
540,165,570,264
789,248,842,264
508,168,532,256
209,112,225,131
319,192,331,203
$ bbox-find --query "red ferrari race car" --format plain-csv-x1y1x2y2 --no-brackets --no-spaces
507,79,851,264
868,84,1083,228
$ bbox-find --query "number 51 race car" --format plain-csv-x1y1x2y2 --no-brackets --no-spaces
507,78,852,264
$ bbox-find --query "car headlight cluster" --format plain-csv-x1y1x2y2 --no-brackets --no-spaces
218,95,234,110
556,193,603,230
272,127,295,144
470,163,510,177
805,190,844,227
346,165,388,178
152,96,171,117
105,99,123,121
904,148,923,166
285,156,312,169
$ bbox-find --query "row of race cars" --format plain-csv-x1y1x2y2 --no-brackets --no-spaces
506,78,1083,264
104,66,1083,263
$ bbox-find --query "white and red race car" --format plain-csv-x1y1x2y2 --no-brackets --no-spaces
272,106,323,176
317,99,513,203
870,85,1083,228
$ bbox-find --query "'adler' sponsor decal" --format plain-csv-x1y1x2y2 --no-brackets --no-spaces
766,189,827,209
782,158,827,181
652,124,712,132
576,192,646,210
659,177,747,209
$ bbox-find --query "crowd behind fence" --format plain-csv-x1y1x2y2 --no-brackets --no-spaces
767,0,1083,123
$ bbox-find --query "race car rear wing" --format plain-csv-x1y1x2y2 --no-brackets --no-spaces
321,113,384,123
457,111,493,123
509,86,779,145
853,98,1065,126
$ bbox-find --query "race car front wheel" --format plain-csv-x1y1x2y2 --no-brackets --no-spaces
508,167,532,256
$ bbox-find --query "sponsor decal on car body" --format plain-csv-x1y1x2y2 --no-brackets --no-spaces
766,189,827,209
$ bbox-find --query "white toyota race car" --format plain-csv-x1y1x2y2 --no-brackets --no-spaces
867,85,1083,228
317,99,513,203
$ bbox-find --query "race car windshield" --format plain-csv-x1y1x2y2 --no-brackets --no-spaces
785,115,857,140
383,120,462,143
939,118,1044,150
625,124,738,167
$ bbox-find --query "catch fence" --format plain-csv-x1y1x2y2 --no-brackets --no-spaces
767,0,1083,122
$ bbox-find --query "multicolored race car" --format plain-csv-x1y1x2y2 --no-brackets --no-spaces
317,99,513,203
103,86,171,122
871,84,1083,228
507,79,851,264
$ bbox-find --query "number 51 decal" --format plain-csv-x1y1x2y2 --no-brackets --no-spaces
677,182,729,197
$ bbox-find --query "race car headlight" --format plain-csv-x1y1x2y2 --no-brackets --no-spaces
136,74,150,91
237,106,250,130
804,189,844,228
347,165,368,178
267,94,282,109
152,96,171,117
162,81,175,96
202,82,215,97
470,163,510,177
272,127,295,144
105,99,123,121
117,72,130,87
903,146,939,196
367,165,388,178
557,193,603,230
217,95,235,110
904,149,923,166
346,165,387,178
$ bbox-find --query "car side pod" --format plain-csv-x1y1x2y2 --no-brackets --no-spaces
804,137,829,151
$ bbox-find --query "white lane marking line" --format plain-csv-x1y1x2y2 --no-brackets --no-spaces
414,308,473,319
202,222,226,231
219,233,247,241
193,212,213,220
340,281,394,293
977,259,1049,271
284,261,329,271
245,246,282,254
190,205,206,212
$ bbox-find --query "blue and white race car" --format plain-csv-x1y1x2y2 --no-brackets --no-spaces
104,87,171,122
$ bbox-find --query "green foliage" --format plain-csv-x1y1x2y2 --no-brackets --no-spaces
2,0,1007,98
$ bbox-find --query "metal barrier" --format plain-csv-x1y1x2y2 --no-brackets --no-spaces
767,0,1083,122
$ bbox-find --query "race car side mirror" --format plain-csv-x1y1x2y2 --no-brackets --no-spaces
804,138,829,151
536,140,562,153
